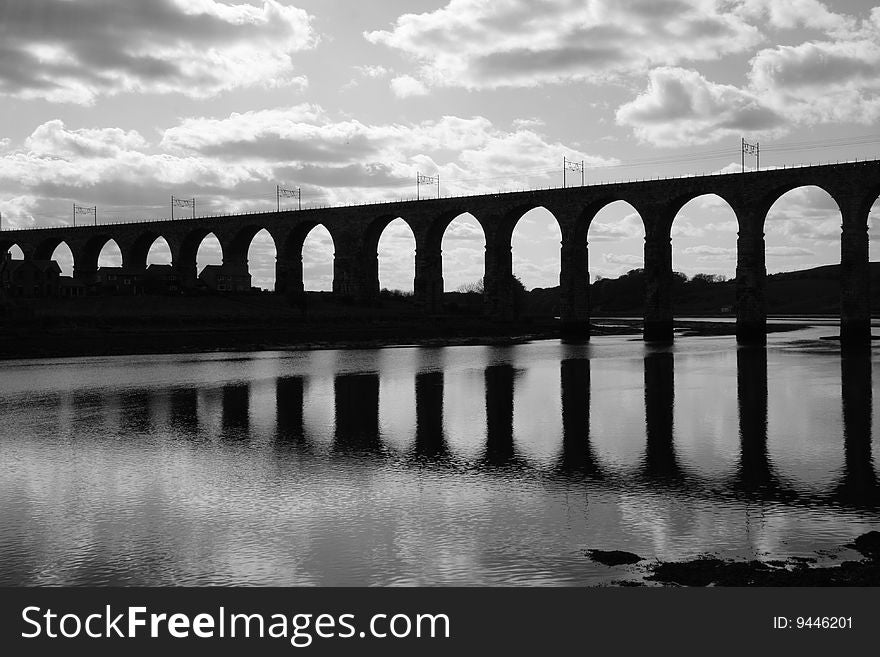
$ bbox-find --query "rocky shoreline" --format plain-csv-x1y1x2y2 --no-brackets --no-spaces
587,531,880,586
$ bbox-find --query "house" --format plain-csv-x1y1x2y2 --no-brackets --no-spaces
59,276,87,298
94,266,145,295
0,254,61,298
144,264,179,294
198,264,251,292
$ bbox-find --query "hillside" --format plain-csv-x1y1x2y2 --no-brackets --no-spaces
524,262,880,317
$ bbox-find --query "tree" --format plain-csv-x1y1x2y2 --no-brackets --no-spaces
456,278,484,294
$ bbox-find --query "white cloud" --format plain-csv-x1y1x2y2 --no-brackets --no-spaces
0,110,615,223
732,0,854,34
604,253,643,265
442,220,485,242
766,246,814,256
390,75,429,98
704,220,739,233
511,118,545,130
610,3,880,143
0,0,316,104
365,0,761,92
25,120,148,158
588,213,644,241
0,195,39,229
749,38,880,124
773,218,841,242
683,245,736,259
160,106,616,201
671,217,705,237
355,65,391,79
616,67,785,146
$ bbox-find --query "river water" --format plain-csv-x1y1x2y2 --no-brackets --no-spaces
1,324,878,585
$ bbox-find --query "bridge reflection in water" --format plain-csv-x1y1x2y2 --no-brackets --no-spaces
44,343,876,512
3,338,878,585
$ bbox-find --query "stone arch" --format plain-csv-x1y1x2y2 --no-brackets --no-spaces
377,217,416,293
439,212,485,293
668,193,738,317
146,236,173,267
756,181,841,233
68,235,121,276
50,242,75,277
362,214,417,299
224,224,277,266
33,237,67,261
2,242,24,259
178,229,223,290
126,232,174,270
223,225,278,292
585,199,645,289
510,206,563,294
277,221,337,295
479,204,567,321
247,229,277,291
763,185,840,277
96,238,123,268
30,238,73,276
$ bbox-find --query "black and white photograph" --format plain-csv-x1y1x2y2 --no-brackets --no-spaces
0,0,879,649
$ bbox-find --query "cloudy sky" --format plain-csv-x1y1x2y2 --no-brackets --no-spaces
1,0,879,291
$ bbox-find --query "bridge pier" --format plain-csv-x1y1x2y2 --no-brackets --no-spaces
643,351,679,478
414,247,443,314
643,223,674,342
735,221,767,345
840,207,871,346
415,371,446,456
736,346,772,489
484,361,515,464
175,262,198,291
333,247,382,304
73,266,98,286
275,254,303,296
559,239,590,337
483,223,516,321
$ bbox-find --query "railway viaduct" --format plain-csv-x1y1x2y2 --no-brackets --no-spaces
2,160,878,344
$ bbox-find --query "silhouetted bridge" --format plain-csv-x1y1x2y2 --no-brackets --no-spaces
2,160,878,344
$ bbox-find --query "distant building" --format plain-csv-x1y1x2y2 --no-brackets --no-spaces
198,264,251,292
59,276,87,298
0,255,61,298
144,264,179,295
95,266,145,295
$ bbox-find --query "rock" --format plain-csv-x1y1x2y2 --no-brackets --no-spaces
587,550,643,566
851,531,880,561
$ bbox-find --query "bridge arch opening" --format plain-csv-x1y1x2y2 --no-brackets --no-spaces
376,217,415,294
669,194,737,315
245,228,277,291
301,224,334,292
126,233,174,271
97,239,123,268
870,196,879,318
195,233,223,275
441,212,485,293
511,207,562,293
871,196,879,266
145,237,173,267
6,244,24,260
50,242,74,277
764,185,841,314
175,229,223,291
586,201,645,316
